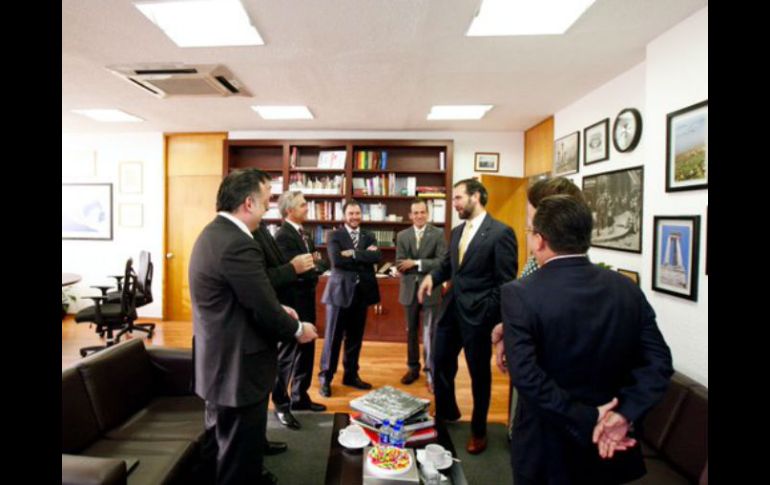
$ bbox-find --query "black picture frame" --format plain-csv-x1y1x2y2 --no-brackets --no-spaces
665,100,708,192
582,166,644,253
553,131,580,176
617,269,640,286
584,118,610,165
612,108,643,153
652,215,700,301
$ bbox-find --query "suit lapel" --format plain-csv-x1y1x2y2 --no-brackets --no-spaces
408,226,418,257
459,215,492,270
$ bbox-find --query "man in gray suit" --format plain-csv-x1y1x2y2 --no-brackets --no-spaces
189,168,319,485
395,199,447,390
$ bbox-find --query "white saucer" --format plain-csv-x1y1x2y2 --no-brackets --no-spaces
416,449,453,470
337,433,370,450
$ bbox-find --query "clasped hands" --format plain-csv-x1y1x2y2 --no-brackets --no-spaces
340,245,378,258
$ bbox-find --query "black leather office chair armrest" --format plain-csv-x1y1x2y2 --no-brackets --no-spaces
90,285,114,296
108,275,124,291
62,454,127,485
82,295,108,304
147,346,194,396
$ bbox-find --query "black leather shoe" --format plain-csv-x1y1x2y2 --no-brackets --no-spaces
400,370,420,385
319,382,332,397
291,400,327,412
264,441,288,456
275,409,301,430
342,376,372,390
260,468,278,485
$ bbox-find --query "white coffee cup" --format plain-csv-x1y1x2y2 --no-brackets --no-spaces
339,424,367,444
425,444,451,466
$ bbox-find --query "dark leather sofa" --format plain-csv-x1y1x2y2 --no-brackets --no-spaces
62,338,205,485
631,371,708,485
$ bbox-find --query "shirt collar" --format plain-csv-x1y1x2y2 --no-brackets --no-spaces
466,210,487,228
542,254,588,266
218,212,253,238
286,218,303,233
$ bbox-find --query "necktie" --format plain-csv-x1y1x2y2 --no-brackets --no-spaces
415,229,423,252
458,221,473,264
298,227,310,252
351,230,359,249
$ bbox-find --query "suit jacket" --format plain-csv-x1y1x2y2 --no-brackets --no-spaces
430,213,518,327
321,226,382,308
274,221,326,319
252,222,297,305
189,216,299,408
396,224,447,306
502,257,673,483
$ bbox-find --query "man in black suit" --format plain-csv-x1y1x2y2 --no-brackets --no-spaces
418,178,518,455
502,195,673,485
318,200,382,397
189,168,319,485
272,191,328,416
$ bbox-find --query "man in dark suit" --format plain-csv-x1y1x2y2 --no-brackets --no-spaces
252,210,316,431
189,168,319,485
272,191,328,416
318,200,382,397
502,194,673,485
418,178,518,454
395,198,447,390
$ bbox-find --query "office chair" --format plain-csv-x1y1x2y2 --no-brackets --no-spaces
106,250,155,338
75,258,138,357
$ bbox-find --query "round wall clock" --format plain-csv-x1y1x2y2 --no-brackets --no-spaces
612,108,643,153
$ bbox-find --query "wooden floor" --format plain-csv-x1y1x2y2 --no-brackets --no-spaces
62,316,510,425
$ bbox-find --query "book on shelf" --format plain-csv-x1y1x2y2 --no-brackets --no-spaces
429,199,446,224
439,151,445,170
290,146,298,168
317,150,346,169
349,386,430,422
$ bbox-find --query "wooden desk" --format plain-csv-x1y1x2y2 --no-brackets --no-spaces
324,413,467,485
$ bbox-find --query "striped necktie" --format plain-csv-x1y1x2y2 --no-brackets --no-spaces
351,230,359,249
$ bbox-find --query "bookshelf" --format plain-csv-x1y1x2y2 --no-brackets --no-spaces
224,139,453,263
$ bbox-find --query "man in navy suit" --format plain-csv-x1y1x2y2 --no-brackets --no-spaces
318,200,382,397
502,194,673,484
418,178,518,454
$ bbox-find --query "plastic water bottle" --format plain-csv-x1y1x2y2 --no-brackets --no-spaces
391,419,406,448
378,419,391,446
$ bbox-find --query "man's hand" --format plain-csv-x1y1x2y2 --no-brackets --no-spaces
341,249,355,258
417,275,433,304
291,254,315,274
492,323,508,373
396,259,417,272
366,245,378,251
281,305,298,320
593,398,637,459
312,251,322,262
296,322,319,344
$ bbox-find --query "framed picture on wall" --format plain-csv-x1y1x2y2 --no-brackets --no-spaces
617,269,640,285
119,161,143,194
474,152,499,172
584,118,609,165
666,100,708,191
652,215,700,301
581,166,644,253
553,131,580,176
62,183,113,240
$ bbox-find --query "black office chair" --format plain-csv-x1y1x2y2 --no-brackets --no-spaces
75,258,138,357
107,250,156,338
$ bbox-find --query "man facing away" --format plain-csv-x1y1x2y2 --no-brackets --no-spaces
189,168,318,485
318,200,382,397
502,194,673,485
417,178,518,455
395,198,447,391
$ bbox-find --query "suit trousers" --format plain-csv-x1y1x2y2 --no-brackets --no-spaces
204,397,268,485
272,288,317,409
405,300,437,378
319,285,368,384
433,302,493,437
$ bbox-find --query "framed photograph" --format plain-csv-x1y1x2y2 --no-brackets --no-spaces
474,152,499,172
62,183,113,240
553,132,580,176
584,118,609,165
119,203,143,228
652,215,700,301
119,161,143,194
582,166,644,253
617,269,640,286
666,100,708,191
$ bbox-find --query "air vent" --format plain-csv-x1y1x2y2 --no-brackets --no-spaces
106,64,251,98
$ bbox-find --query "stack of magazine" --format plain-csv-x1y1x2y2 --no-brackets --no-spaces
349,386,437,445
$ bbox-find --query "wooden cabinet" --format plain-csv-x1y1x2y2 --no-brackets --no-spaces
314,276,409,343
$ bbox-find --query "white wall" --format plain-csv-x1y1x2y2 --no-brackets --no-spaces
229,130,524,226
62,132,165,317
552,7,708,385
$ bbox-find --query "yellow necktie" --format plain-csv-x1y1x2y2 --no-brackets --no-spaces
458,221,473,264
415,230,423,251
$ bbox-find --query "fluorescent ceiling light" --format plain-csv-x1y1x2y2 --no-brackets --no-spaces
252,106,314,120
135,0,264,47
466,0,596,36
71,109,144,122
427,105,493,120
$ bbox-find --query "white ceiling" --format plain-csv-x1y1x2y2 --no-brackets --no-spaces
62,0,708,134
